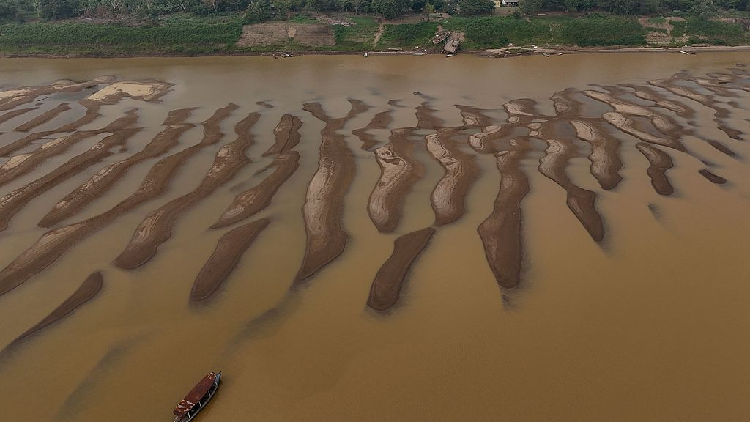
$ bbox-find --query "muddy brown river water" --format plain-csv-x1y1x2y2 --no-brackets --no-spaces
0,52,749,422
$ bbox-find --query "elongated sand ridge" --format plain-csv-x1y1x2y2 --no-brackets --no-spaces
39,109,195,228
427,130,479,226
353,110,392,150
0,127,141,232
0,107,235,297
367,227,436,311
0,109,139,187
14,103,71,133
295,100,366,283
1,272,103,355
368,128,423,233
699,168,728,184
190,218,270,303
477,139,530,289
263,114,302,156
537,121,605,242
636,142,675,195
114,110,255,270
212,152,300,230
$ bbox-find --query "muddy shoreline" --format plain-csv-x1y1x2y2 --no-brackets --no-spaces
3,45,750,60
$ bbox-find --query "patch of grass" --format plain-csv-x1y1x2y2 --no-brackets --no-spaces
377,21,438,48
290,14,319,24
0,17,243,55
445,16,553,49
648,16,667,24
557,16,646,47
683,18,746,45
334,16,379,50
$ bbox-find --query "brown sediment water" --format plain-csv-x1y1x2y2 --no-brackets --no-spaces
636,142,675,195
38,108,195,228
477,138,530,289
211,151,300,229
191,218,270,303
352,110,392,150
699,168,728,184
295,100,365,283
1,271,102,356
0,108,139,186
114,111,255,270
426,129,479,226
14,103,71,132
368,128,423,233
263,114,302,156
0,54,749,422
0,127,141,232
367,227,435,311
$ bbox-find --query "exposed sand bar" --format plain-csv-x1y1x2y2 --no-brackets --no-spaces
416,102,443,129
212,152,300,230
295,100,366,283
570,120,623,190
456,105,494,127
0,102,101,157
0,76,114,111
353,110,391,151
0,107,36,126
602,112,684,152
477,139,530,289
262,114,302,156
114,111,256,270
699,168,727,184
1,272,103,355
426,130,479,226
707,140,737,157
0,109,138,186
368,128,423,233
0,126,227,297
584,89,681,134
627,85,694,117
39,109,195,228
0,128,141,232
538,123,605,242
190,218,270,303
635,142,674,196
367,227,436,312
503,99,539,125
14,103,71,132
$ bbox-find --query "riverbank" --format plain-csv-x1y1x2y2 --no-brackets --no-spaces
0,13,747,58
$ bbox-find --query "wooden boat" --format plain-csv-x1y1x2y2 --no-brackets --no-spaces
173,371,221,422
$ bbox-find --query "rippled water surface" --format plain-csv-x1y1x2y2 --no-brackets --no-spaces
0,53,749,422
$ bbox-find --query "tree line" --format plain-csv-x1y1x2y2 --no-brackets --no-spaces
0,0,745,23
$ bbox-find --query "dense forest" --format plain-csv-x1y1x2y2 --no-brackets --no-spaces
0,0,746,23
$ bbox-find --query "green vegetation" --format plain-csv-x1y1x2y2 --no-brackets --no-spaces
334,16,379,49
557,15,646,46
0,0,746,56
378,21,438,47
0,16,243,55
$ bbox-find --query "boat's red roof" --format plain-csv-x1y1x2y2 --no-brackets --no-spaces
174,372,217,416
